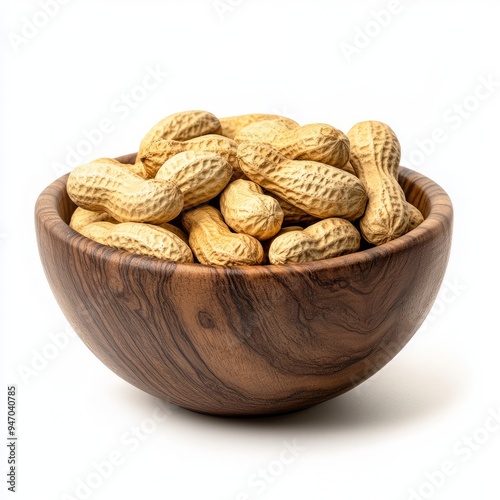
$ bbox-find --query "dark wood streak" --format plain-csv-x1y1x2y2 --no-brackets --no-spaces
35,159,453,416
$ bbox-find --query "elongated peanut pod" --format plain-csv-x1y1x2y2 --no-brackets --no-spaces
269,218,360,265
182,206,264,266
270,226,304,237
265,192,320,225
93,157,148,179
156,222,189,244
67,162,183,224
156,151,232,209
347,121,410,245
80,222,193,262
140,134,239,178
407,203,424,231
235,120,350,168
125,161,149,179
237,142,367,220
262,226,303,263
220,113,299,139
93,157,132,166
220,180,284,240
138,110,222,159
70,207,117,233
342,160,357,176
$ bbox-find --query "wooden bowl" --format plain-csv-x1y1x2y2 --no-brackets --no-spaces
35,154,453,416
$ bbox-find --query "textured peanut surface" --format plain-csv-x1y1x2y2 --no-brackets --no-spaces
271,226,303,237
348,121,410,245
269,218,360,264
407,202,424,231
156,151,232,209
262,225,303,263
69,207,117,233
236,120,350,168
237,142,367,220
138,110,221,159
266,193,320,224
220,179,284,240
182,205,264,266
156,222,189,244
93,157,148,179
220,113,299,139
125,161,149,179
94,157,132,166
140,134,239,178
80,221,193,262
64,111,422,266
67,161,183,224
342,160,357,176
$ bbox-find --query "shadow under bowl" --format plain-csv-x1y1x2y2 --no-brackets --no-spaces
35,155,453,416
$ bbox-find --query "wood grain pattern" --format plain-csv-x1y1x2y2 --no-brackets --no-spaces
35,154,453,416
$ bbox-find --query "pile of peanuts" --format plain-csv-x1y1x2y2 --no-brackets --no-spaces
67,111,424,265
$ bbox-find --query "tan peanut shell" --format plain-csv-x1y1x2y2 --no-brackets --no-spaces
407,202,424,231
80,221,193,262
265,192,320,225
235,120,350,169
156,222,189,244
70,207,117,233
126,161,149,179
270,226,303,238
67,161,184,224
140,134,239,178
347,121,410,245
182,205,264,266
237,142,367,220
220,113,299,139
70,206,188,243
262,225,303,263
93,157,148,179
342,160,357,176
156,151,232,209
94,157,131,166
268,218,361,265
138,110,221,159
219,179,284,240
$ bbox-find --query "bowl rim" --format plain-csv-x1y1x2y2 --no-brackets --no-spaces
35,159,453,277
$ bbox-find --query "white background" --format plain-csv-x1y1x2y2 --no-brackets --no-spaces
1,1,499,499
